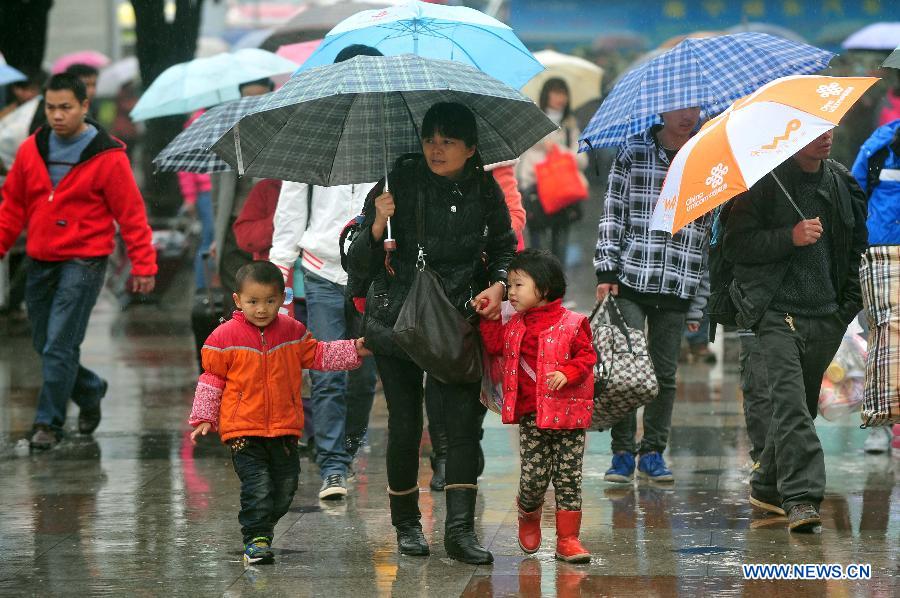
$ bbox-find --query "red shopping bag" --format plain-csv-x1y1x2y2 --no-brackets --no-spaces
535,145,588,215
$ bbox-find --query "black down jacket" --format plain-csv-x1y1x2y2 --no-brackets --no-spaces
722,158,868,330
347,154,516,358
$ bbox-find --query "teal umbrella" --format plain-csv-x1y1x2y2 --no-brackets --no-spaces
885,45,900,69
130,49,298,121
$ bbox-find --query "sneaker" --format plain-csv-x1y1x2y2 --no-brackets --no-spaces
787,503,821,532
749,488,786,516
604,451,635,483
318,473,348,500
864,426,892,454
637,451,674,483
243,537,275,565
29,425,59,451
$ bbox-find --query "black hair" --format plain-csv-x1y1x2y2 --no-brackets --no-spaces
539,77,571,121
420,102,484,172
235,261,285,294
334,44,383,63
239,78,275,93
44,73,87,103
509,249,567,302
64,63,100,79
12,67,48,89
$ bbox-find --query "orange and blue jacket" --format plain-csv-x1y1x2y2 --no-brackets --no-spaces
188,311,361,442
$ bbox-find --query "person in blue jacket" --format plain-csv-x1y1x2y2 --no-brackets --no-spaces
851,118,900,454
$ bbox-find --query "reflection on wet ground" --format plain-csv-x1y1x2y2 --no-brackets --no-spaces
0,261,898,596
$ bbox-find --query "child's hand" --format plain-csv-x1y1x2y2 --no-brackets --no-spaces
546,371,568,391
190,422,212,445
355,337,373,357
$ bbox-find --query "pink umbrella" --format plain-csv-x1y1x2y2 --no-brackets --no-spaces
276,40,322,66
52,50,110,74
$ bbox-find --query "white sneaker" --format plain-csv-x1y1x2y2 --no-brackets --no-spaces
863,427,892,454
318,473,348,500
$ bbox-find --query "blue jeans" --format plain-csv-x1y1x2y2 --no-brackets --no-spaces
25,258,108,434
193,191,215,289
231,436,300,544
303,269,377,478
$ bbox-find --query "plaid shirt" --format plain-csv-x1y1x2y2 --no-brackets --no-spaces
595,126,711,319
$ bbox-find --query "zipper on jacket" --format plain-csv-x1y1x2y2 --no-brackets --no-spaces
261,329,269,431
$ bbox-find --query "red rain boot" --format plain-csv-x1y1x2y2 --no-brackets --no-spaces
517,500,542,553
555,510,591,563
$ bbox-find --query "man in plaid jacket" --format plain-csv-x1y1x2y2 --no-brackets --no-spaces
595,108,711,484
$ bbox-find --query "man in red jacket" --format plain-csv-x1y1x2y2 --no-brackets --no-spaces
0,73,157,450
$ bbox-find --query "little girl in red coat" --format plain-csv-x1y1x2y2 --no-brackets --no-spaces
480,249,596,563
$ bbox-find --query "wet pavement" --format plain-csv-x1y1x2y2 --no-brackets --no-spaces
0,252,898,597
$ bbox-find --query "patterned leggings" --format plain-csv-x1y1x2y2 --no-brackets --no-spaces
518,414,586,511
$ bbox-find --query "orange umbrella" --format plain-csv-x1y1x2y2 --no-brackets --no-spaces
650,75,879,233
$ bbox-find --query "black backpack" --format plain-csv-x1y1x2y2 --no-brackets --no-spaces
706,200,738,327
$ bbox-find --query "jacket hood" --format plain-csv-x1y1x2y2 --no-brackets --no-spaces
859,119,900,157
35,118,125,167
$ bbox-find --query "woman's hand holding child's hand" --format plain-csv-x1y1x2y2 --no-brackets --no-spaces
546,371,568,391
190,422,212,445
472,283,504,321
355,337,373,357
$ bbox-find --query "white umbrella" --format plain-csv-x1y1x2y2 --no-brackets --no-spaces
521,50,603,111
96,56,139,97
842,22,900,51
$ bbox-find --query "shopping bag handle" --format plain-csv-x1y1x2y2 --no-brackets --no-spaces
589,295,634,353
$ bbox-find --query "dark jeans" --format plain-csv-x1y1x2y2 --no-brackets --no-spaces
375,354,486,490
231,436,300,544
303,269,377,477
26,258,108,434
751,310,844,511
192,190,215,289
738,331,772,463
528,220,570,265
610,296,686,454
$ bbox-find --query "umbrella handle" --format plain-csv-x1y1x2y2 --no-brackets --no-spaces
382,135,396,252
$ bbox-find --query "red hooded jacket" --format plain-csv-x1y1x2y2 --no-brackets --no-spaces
0,125,157,276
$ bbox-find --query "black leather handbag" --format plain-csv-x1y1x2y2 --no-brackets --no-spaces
392,193,483,384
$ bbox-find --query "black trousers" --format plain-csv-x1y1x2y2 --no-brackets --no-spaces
375,354,486,490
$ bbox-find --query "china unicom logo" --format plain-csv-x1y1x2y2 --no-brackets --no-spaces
705,163,728,187
817,83,843,98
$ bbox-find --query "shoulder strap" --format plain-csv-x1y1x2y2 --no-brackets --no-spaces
304,185,314,231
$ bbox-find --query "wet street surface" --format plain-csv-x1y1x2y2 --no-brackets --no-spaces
0,252,898,597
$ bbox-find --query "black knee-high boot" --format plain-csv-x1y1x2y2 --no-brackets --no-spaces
389,488,429,556
444,485,493,564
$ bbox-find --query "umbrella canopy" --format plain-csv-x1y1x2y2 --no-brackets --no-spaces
521,50,603,112
842,22,900,51
262,0,397,50
0,64,26,86
51,50,110,74
649,75,879,234
883,45,900,69
96,56,139,97
153,94,270,173
579,33,835,150
232,28,276,50
210,54,556,186
277,40,322,66
726,22,806,44
296,0,543,89
130,49,298,122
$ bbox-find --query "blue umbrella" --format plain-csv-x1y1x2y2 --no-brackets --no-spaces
296,0,542,89
0,64,26,86
130,49,297,122
579,33,835,150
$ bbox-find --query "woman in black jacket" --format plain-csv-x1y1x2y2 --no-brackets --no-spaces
347,102,516,564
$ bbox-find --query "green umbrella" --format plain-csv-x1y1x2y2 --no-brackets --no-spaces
884,45,900,69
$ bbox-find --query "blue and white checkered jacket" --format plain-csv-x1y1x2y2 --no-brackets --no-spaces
594,127,711,320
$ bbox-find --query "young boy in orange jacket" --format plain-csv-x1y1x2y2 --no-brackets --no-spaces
189,261,370,565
